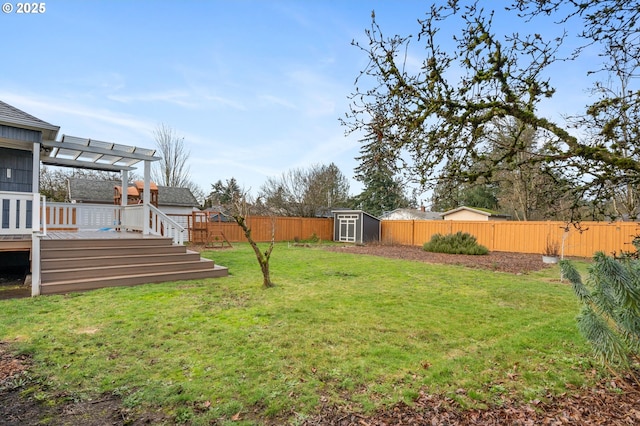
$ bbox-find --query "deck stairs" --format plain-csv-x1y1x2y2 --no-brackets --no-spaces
39,237,228,295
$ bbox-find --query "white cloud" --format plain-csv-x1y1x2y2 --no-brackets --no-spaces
108,90,198,108
0,92,156,143
258,94,297,110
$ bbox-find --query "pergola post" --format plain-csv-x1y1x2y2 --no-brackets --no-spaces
143,160,151,235
31,141,41,296
120,169,128,229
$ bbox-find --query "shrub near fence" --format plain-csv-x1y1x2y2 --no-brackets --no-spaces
381,220,640,258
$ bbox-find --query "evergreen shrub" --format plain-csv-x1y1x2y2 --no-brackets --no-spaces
422,231,489,255
561,250,640,367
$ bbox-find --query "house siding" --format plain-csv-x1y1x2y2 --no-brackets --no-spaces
0,124,42,143
0,147,33,192
443,210,489,221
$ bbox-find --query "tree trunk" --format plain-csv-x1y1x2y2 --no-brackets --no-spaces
233,213,275,288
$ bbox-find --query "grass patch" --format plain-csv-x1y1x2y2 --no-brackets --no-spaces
0,243,597,424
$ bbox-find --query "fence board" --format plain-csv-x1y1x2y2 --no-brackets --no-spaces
382,220,640,258
192,216,333,244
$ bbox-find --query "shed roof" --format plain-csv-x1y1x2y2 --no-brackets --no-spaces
68,179,199,207
0,99,60,140
332,209,381,221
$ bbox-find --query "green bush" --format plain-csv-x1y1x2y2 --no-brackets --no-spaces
422,231,489,255
561,252,640,367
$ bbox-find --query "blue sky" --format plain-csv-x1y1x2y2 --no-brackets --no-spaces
1,1,593,201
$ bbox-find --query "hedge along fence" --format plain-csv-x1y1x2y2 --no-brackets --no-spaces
190,216,334,243
381,220,640,258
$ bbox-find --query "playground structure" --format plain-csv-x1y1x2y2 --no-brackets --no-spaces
190,211,233,248
114,181,159,207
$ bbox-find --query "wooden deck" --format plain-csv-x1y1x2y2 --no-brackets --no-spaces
0,230,228,295
0,234,31,251
43,230,159,240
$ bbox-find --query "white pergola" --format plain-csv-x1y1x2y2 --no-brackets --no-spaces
38,134,161,217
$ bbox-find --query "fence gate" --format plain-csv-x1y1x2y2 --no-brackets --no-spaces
337,214,358,242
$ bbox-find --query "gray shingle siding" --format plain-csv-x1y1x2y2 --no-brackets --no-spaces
0,147,33,192
0,124,42,144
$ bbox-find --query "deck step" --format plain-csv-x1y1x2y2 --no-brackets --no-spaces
42,259,215,282
41,244,188,259
40,265,229,295
41,251,202,270
41,237,173,249
38,234,227,294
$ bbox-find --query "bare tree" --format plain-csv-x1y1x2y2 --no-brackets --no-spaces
227,190,275,288
343,2,640,220
152,123,191,188
259,163,350,217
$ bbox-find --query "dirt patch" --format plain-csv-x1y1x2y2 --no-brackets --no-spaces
301,373,640,425
0,275,29,300
324,244,560,274
0,342,168,425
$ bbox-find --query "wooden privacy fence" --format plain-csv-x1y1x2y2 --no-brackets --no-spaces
186,212,640,258
189,215,333,244
381,220,640,258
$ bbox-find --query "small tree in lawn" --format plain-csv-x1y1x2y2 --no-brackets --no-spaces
227,190,275,288
560,248,640,373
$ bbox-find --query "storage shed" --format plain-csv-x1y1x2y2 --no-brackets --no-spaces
332,210,380,244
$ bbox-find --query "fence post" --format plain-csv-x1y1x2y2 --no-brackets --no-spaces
491,223,496,251
412,220,416,246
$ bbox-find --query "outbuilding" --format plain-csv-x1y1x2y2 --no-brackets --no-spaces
441,206,511,221
332,209,380,244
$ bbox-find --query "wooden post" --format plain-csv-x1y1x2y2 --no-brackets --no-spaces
143,161,150,235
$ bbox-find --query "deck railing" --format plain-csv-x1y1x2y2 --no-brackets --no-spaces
46,202,122,230
0,191,41,235
42,202,185,245
149,204,185,245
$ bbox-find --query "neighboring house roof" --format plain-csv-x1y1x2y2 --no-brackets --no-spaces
0,100,60,141
157,185,199,207
441,206,511,219
381,208,441,220
68,179,116,203
68,179,199,207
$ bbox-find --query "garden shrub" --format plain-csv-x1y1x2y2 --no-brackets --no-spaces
422,231,489,255
561,251,640,367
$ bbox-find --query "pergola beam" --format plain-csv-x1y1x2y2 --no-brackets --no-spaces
43,139,161,164
40,156,136,172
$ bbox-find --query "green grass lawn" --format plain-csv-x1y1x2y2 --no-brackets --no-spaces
0,243,597,425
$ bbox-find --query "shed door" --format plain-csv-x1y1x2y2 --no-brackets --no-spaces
337,214,358,242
